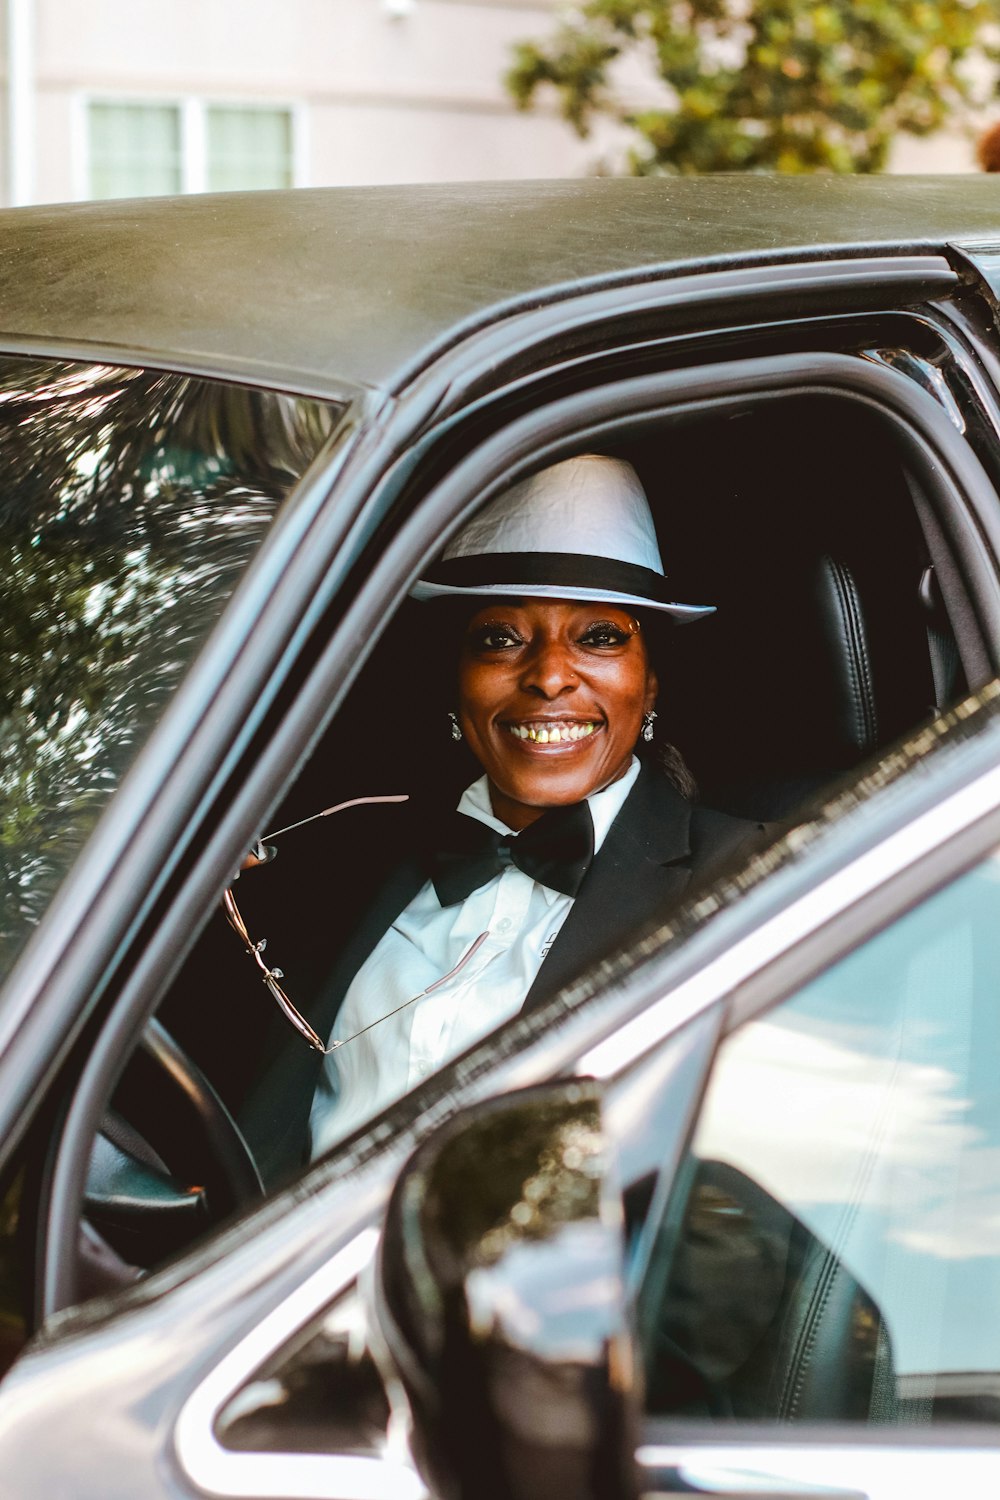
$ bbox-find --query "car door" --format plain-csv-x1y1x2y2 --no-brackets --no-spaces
354,682,1000,1500
4,709,992,1498
10,222,1000,1499
599,691,1000,1496
0,353,365,1371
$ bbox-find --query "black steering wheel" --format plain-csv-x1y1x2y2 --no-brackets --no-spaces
39,1018,264,1320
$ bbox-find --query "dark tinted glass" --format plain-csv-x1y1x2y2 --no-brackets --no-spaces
638,847,1000,1427
0,357,341,981
214,1285,392,1456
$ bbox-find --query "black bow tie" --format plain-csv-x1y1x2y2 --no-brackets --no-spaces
430,801,595,907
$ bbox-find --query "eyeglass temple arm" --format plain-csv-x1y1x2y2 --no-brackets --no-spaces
221,887,329,1053
221,794,411,1055
263,793,409,842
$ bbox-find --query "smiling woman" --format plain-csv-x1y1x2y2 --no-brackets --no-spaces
231,454,769,1180
456,600,656,829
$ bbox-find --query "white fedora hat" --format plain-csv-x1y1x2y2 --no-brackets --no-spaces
411,453,715,621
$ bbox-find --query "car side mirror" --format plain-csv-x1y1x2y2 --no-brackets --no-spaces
373,1080,640,1500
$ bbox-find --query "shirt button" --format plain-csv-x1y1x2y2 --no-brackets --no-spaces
417,1061,431,1076
496,918,512,934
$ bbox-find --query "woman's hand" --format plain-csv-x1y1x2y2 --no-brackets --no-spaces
235,840,277,877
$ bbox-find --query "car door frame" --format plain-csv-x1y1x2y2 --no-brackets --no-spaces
626,731,1000,1498
2,247,992,1194
7,247,1000,1491
36,331,1000,1303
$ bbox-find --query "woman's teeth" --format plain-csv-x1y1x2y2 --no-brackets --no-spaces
507,722,597,743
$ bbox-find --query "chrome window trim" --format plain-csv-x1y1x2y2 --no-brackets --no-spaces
578,757,1000,1082
174,1228,427,1500
638,1441,1000,1499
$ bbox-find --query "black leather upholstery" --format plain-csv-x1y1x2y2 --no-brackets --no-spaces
630,400,950,822
659,543,940,823
811,554,879,762
645,1159,887,1424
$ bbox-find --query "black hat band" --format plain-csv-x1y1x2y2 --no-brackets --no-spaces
424,551,678,605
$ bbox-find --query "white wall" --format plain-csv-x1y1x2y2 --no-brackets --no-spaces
0,0,992,206
7,0,610,204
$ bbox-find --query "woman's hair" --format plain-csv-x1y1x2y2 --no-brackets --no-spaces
649,737,698,800
634,609,698,800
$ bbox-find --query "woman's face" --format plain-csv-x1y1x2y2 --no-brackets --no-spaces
456,598,658,830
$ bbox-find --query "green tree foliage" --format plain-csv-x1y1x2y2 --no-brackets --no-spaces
506,0,1000,174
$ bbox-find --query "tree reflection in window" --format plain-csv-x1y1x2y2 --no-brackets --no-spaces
0,357,341,979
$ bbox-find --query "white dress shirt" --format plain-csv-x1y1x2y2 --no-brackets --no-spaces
309,756,640,1158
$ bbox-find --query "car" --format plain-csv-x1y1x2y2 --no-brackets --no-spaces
3,174,1000,1497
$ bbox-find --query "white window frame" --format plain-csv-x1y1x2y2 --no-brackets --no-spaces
74,93,309,201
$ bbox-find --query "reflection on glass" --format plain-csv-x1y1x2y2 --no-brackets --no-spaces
0,357,341,983
215,1286,393,1456
640,849,1000,1425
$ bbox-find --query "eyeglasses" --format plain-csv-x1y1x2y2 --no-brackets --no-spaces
222,794,489,1055
221,884,331,1052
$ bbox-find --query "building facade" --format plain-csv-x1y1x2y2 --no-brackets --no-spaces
0,0,986,209
1,0,629,206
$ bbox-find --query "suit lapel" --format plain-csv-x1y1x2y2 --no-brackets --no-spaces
245,770,703,1182
313,854,428,1038
241,807,432,1185
522,765,694,1012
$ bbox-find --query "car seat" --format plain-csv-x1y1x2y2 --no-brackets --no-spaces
644,1158,892,1424
662,546,946,823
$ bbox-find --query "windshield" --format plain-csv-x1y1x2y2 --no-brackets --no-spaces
0,356,342,982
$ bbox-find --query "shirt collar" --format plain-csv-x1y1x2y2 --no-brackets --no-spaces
457,754,641,857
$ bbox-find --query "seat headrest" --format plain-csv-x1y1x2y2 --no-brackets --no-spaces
664,551,935,822
808,554,880,764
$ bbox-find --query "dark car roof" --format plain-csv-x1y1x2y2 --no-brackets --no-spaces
2,175,999,396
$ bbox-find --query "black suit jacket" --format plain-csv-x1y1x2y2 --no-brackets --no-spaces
239,765,766,1185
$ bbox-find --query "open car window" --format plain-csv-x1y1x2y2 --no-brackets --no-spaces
22,325,1000,1383
156,383,979,1189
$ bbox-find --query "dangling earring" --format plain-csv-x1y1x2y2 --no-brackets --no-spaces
642,709,657,743
448,711,463,742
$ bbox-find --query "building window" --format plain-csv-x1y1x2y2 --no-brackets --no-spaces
205,106,294,192
86,100,298,200
88,103,183,199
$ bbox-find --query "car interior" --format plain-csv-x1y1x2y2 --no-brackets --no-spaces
641,1156,890,1423
74,386,976,1276
612,396,957,821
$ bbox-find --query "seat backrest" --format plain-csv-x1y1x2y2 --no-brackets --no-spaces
645,1158,893,1425
663,549,940,822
